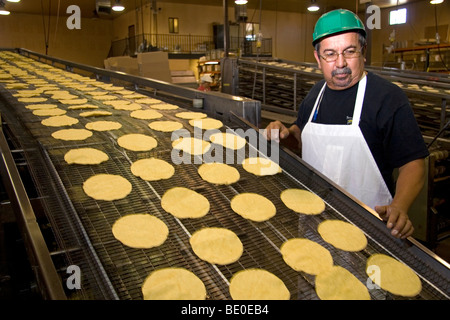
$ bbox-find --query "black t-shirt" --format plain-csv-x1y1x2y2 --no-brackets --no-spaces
295,71,429,194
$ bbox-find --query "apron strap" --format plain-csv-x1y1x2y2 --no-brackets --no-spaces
308,82,327,123
351,74,367,127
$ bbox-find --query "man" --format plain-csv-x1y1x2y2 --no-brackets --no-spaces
265,9,429,239
198,74,213,91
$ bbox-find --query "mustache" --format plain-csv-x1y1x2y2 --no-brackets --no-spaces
332,68,352,76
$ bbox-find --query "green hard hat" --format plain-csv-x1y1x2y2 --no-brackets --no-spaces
312,9,366,46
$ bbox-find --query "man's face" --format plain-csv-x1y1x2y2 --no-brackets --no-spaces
314,32,366,90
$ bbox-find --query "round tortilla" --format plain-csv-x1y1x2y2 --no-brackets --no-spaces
280,189,325,215
92,94,117,100
315,265,371,300
230,193,276,222
32,108,66,116
18,97,47,103
242,157,282,176
148,120,183,132
130,109,163,120
25,103,58,110
189,118,223,130
197,163,240,185
41,115,79,127
113,102,142,110
85,120,122,131
366,254,422,297
318,220,367,252
102,100,130,107
85,91,108,96
59,98,88,105
64,147,109,165
79,110,112,117
190,227,243,265
112,214,169,249
83,174,132,201
52,93,78,100
134,98,161,105
175,111,207,120
51,128,93,141
229,269,290,300
68,104,98,110
149,103,179,110
161,187,210,219
209,132,246,150
142,268,206,300
117,133,157,151
172,137,211,155
280,238,333,275
131,158,175,181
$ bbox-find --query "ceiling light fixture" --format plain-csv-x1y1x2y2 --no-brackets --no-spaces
308,0,320,12
0,1,10,15
7,0,21,3
235,0,248,5
112,0,125,12
430,0,444,4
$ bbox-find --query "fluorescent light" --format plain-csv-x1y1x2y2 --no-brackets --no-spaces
112,5,124,11
112,0,125,12
235,0,248,4
430,0,444,4
7,0,21,3
308,0,320,12
0,0,10,15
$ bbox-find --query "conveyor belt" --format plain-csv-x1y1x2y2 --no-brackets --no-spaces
0,50,449,300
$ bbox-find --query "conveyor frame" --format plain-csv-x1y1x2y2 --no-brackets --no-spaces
0,49,449,300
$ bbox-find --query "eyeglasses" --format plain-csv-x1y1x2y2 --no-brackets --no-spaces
319,48,362,62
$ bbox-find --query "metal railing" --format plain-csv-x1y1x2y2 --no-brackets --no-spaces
110,33,272,57
110,33,214,56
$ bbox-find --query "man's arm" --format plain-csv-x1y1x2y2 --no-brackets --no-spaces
265,121,302,152
375,158,426,239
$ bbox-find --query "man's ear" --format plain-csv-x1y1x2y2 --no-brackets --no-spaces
362,45,367,62
314,50,322,68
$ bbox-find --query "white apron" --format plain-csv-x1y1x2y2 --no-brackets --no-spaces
301,75,393,209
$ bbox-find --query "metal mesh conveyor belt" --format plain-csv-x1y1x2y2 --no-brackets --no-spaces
0,51,449,300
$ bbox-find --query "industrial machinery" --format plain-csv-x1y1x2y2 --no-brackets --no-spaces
0,49,449,300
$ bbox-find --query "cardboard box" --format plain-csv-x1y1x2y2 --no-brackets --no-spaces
104,56,139,76
137,51,172,83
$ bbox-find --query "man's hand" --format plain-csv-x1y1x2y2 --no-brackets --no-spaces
375,204,414,239
374,159,425,239
264,120,290,142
